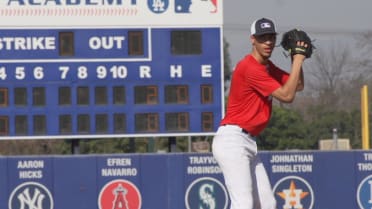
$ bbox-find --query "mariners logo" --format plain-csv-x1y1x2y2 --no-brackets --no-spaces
147,0,169,14
8,181,53,209
273,176,314,209
98,179,142,209
357,174,372,209
185,177,228,209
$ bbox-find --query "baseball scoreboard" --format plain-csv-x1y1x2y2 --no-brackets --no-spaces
0,0,224,139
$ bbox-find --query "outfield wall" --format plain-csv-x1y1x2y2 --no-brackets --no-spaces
1,150,372,209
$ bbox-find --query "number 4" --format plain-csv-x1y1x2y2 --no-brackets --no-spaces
0,67,6,80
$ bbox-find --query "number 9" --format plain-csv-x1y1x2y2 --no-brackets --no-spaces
97,66,107,79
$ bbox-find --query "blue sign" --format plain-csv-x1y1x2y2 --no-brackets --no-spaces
0,151,372,209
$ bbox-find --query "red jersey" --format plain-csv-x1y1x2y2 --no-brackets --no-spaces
221,54,289,136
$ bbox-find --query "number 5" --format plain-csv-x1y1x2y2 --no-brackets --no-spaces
15,66,25,80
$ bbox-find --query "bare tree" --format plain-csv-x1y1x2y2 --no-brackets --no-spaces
356,31,372,51
304,40,370,110
355,31,372,75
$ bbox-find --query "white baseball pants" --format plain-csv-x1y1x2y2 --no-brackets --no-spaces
212,125,276,209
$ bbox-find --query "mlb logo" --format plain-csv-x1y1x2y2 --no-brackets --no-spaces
260,22,272,29
174,0,218,13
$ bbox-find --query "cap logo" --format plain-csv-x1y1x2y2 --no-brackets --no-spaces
260,22,271,29
251,18,276,35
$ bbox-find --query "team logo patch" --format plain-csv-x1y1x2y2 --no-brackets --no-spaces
273,176,314,209
260,22,272,29
9,181,54,209
147,0,169,14
357,174,372,209
98,179,141,209
185,177,228,209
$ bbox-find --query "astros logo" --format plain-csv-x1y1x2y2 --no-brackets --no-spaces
185,177,228,209
357,174,372,209
98,179,142,209
273,176,314,209
8,181,54,209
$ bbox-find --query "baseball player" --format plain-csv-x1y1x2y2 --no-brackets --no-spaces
212,18,312,209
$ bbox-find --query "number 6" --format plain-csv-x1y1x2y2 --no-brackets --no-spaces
34,66,44,80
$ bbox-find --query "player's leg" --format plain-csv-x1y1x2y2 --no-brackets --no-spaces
252,156,276,209
213,134,253,209
212,126,257,209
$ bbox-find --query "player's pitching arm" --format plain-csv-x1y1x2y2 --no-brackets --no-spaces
296,67,304,91
271,49,306,103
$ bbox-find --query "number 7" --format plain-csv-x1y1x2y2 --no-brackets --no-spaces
59,66,70,79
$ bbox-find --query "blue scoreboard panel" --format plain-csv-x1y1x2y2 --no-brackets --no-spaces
0,1,223,139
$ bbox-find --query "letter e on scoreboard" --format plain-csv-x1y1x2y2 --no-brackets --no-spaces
201,65,212,77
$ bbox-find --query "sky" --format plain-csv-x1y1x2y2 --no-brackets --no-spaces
223,0,372,69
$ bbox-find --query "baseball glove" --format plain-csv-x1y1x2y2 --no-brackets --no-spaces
280,29,313,58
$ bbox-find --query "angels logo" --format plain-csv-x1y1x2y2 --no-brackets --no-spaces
98,179,142,209
357,174,372,209
8,181,53,209
273,176,314,209
185,177,228,209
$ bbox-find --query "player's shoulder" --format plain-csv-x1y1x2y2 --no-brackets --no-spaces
236,54,256,68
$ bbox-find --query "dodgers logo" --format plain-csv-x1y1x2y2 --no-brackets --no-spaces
8,182,54,209
147,0,169,14
185,177,228,209
98,179,141,209
357,174,372,209
273,176,314,209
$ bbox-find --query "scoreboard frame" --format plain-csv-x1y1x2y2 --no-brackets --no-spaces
0,0,224,140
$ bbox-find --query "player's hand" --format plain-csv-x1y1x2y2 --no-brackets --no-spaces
292,41,307,61
281,29,314,58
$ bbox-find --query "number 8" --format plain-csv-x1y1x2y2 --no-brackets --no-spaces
78,66,88,79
